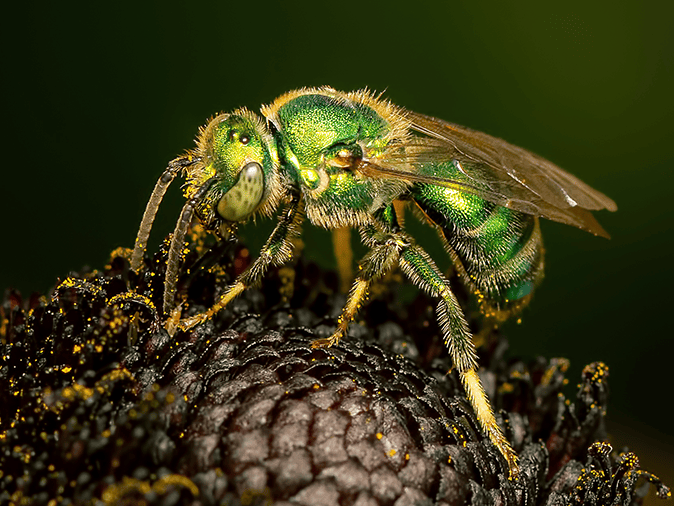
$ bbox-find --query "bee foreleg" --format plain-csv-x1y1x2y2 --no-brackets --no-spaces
164,176,219,318
172,195,304,334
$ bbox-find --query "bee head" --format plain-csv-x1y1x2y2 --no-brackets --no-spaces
188,109,280,231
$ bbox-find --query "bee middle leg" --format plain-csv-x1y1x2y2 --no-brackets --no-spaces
311,224,406,348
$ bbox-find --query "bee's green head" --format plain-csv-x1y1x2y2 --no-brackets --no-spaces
189,109,281,228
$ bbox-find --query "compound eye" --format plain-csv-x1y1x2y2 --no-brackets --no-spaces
217,162,265,222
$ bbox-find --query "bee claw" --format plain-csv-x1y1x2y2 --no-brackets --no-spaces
311,334,341,349
163,306,209,336
179,314,207,332
164,306,183,337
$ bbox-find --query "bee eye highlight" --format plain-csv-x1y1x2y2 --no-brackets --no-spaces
240,135,250,145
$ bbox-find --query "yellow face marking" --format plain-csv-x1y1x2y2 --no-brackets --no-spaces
185,163,216,199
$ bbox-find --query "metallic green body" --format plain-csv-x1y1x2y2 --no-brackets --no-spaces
132,87,616,479
270,93,409,230
269,92,542,310
412,179,543,309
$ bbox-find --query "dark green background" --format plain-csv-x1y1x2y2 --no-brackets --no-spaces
3,0,672,497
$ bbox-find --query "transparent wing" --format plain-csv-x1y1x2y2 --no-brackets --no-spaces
359,111,617,238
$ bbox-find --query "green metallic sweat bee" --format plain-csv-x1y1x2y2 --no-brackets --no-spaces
130,87,617,479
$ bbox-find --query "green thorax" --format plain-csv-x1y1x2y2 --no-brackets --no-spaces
273,93,390,169
264,90,410,228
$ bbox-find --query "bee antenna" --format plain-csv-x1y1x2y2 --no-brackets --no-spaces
130,155,199,272
163,175,218,316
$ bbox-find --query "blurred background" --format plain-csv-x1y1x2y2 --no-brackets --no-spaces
2,0,672,501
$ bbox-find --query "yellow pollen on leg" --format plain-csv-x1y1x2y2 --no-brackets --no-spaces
344,279,369,319
206,281,246,318
177,281,246,332
312,279,369,349
461,369,519,480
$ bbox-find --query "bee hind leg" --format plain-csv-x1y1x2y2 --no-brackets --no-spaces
398,244,520,480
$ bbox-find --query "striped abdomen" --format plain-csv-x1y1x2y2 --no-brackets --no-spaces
411,182,544,317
